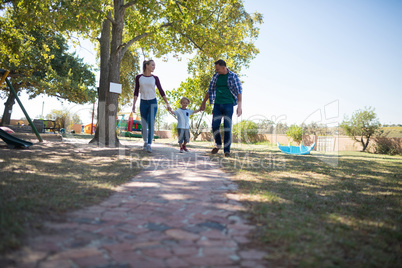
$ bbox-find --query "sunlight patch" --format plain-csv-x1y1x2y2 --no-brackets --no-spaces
160,194,193,200
124,182,160,188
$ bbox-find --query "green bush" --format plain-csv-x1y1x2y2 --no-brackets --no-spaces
233,120,259,143
286,124,303,144
171,122,178,138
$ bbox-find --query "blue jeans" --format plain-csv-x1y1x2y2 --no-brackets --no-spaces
211,103,234,153
140,98,158,145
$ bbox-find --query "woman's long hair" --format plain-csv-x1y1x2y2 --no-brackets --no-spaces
142,59,154,73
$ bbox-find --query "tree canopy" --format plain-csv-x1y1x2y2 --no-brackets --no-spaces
286,124,303,145
0,6,96,125
2,0,263,146
117,49,140,108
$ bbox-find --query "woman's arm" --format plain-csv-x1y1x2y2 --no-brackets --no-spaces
132,75,141,113
132,95,138,113
155,76,172,112
162,95,172,112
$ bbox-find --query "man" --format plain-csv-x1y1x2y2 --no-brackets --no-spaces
200,59,243,157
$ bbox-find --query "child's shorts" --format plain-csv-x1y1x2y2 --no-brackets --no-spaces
177,128,190,143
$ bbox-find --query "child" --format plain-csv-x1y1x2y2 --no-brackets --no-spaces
171,97,200,152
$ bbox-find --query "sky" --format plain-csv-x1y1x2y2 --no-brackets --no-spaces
3,0,402,126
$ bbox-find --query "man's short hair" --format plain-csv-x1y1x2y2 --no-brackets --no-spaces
214,59,226,67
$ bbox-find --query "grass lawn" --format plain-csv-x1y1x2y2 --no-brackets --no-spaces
0,138,144,253
187,140,401,267
1,136,401,267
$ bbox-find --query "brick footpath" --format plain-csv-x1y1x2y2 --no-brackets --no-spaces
7,144,268,268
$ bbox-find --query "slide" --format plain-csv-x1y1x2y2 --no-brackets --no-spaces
0,128,33,148
277,142,315,155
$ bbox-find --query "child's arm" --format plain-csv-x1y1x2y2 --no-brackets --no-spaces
169,110,177,119
170,109,177,119
193,108,201,114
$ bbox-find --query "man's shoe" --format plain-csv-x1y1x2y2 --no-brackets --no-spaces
211,147,220,154
143,142,147,151
183,145,189,152
224,152,231,157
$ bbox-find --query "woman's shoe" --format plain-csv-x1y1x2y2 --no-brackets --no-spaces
146,144,152,153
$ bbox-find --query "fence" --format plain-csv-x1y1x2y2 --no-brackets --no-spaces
193,132,402,152
317,136,335,152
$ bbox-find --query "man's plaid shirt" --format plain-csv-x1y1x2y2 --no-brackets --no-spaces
207,69,242,105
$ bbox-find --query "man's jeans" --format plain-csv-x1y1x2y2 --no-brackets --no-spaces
211,103,234,153
140,98,158,145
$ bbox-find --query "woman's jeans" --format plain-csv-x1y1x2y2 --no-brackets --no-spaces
211,103,234,153
140,98,158,145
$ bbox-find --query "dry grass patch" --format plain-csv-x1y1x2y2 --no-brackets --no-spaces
0,140,143,253
190,141,401,267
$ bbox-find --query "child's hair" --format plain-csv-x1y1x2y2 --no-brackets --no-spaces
142,59,154,72
180,97,190,104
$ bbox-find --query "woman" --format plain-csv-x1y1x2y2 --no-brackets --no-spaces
132,60,172,153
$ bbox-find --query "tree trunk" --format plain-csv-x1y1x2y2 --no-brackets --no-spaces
190,112,205,140
90,14,112,146
90,2,127,147
1,91,15,126
0,84,20,126
106,0,125,147
362,135,370,152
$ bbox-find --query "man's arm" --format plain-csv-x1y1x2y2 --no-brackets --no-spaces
236,93,242,117
200,92,209,111
231,72,243,117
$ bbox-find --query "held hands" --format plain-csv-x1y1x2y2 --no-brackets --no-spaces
166,104,173,113
132,106,136,114
167,104,175,115
200,102,206,111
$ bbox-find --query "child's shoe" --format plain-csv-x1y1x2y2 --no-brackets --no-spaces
183,145,189,152
180,145,184,153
